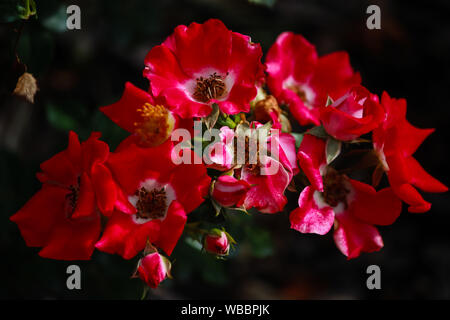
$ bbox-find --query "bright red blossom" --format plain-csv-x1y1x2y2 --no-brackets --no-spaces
10,131,120,260
291,134,402,258
206,122,297,213
100,82,195,148
265,32,361,126
373,92,448,213
143,19,264,118
95,141,210,259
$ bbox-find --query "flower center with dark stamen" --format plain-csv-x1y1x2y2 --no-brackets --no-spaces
322,169,350,207
192,73,227,103
134,103,173,147
65,176,81,216
134,187,167,220
67,185,79,211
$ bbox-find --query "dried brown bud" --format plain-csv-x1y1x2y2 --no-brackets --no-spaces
13,72,38,103
253,95,281,123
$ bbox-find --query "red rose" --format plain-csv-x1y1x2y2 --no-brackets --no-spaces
291,134,402,258
373,92,448,212
10,131,119,260
206,122,297,213
100,82,178,148
265,32,361,125
143,19,264,118
95,141,211,259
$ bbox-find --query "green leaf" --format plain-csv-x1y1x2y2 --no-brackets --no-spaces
325,95,334,107
326,138,342,164
306,125,329,139
46,104,79,132
203,103,220,130
291,132,304,149
17,0,37,20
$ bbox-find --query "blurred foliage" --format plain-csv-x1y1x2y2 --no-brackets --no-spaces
0,0,37,22
248,0,276,8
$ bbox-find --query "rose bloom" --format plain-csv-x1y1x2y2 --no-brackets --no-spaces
143,19,264,118
10,131,122,260
100,82,194,148
320,85,385,141
95,140,210,259
205,122,297,213
373,92,448,213
265,32,361,126
291,134,402,258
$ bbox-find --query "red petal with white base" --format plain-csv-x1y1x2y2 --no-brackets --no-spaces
265,32,360,126
212,175,251,207
290,186,335,235
144,19,263,118
241,156,290,213
297,134,326,192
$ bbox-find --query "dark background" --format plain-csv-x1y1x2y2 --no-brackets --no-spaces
1,0,449,299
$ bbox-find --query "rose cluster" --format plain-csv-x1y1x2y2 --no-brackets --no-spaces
11,19,447,289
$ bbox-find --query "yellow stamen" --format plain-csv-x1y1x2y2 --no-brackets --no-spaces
134,103,174,147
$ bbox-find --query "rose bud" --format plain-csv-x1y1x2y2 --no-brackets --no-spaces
319,85,384,141
204,229,231,256
137,252,171,288
212,175,251,208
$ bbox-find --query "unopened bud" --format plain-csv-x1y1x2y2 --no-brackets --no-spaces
204,229,230,256
137,252,171,288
